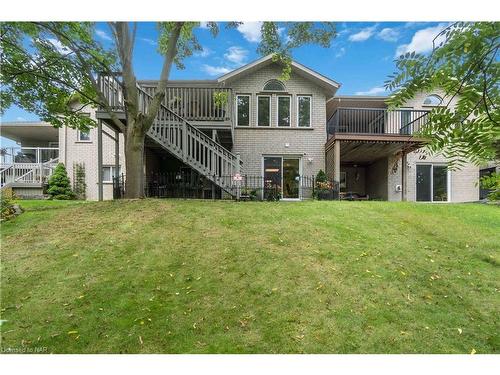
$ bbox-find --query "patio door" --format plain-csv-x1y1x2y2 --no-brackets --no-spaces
416,164,448,202
263,157,301,200
283,158,300,199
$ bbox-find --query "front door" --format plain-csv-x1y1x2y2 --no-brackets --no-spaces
283,158,300,199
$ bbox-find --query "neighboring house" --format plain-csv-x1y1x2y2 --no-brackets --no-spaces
0,54,479,202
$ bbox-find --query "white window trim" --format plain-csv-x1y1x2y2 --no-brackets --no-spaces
102,165,120,184
77,129,92,143
257,95,271,127
415,163,450,202
276,95,291,127
297,95,312,128
235,94,251,127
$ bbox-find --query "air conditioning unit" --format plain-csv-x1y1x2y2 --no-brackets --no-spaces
395,185,402,192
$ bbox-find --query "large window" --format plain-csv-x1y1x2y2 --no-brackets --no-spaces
277,96,291,127
297,96,311,127
257,95,271,127
236,95,250,126
416,164,448,202
102,166,121,183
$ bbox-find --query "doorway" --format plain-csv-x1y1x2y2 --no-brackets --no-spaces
416,164,448,202
263,156,301,200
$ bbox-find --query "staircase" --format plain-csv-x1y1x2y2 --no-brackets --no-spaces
99,75,242,195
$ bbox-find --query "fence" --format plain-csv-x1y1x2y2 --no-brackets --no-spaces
113,172,340,201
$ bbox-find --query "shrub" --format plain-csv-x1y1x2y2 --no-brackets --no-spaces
47,163,75,200
480,172,500,201
73,162,87,200
316,169,327,183
1,193,16,221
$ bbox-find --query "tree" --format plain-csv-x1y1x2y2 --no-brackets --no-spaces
47,163,75,200
1,22,337,198
385,22,500,166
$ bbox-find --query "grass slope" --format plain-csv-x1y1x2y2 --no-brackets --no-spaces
1,199,499,353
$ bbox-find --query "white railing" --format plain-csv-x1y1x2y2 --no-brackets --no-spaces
0,156,59,187
99,74,242,195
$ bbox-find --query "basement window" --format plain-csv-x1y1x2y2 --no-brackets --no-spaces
102,166,120,183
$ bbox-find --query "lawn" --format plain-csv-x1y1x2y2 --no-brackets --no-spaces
1,199,499,354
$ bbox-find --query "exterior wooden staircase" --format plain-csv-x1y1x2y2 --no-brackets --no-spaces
98,75,242,195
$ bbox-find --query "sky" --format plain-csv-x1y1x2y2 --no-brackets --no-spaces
1,21,447,147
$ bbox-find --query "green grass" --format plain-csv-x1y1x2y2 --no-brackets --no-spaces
1,199,499,353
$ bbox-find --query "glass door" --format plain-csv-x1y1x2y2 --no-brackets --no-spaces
416,164,448,202
263,157,282,200
283,158,300,199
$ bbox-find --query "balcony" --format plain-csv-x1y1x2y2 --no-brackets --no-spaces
327,108,429,139
1,147,59,186
97,75,233,125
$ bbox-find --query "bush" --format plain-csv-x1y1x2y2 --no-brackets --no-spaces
47,163,75,200
480,172,500,201
316,169,328,183
1,193,16,221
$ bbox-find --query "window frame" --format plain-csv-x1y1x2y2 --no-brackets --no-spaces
257,95,272,127
415,163,450,202
297,95,312,128
235,94,251,127
276,95,292,127
263,79,286,92
423,94,443,107
102,165,121,184
77,129,91,142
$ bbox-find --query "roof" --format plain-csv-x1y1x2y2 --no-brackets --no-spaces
0,121,58,143
217,54,341,96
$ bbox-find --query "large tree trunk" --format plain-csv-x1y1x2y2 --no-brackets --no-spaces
124,125,146,198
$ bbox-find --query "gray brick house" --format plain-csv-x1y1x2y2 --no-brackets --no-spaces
0,54,479,202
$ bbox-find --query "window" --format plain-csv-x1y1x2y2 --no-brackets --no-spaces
236,95,250,126
297,96,311,127
423,94,443,106
102,166,120,183
263,79,285,91
257,96,271,126
277,96,291,127
400,109,413,135
77,129,91,142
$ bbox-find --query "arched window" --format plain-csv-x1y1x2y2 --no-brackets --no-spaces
263,79,285,91
423,94,443,106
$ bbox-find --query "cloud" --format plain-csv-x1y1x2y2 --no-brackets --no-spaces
15,117,27,122
194,47,212,58
377,28,399,42
95,29,112,41
335,47,346,58
395,23,448,57
201,64,231,76
348,26,376,42
237,22,263,43
224,46,248,65
199,22,209,29
355,86,387,96
48,38,71,54
138,37,156,46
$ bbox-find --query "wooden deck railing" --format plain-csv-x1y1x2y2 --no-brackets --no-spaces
98,75,233,122
98,74,242,195
327,108,429,137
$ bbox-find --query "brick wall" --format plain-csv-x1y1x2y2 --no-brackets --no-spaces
230,64,328,179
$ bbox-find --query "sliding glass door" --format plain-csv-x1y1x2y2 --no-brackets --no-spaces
263,157,301,200
416,164,448,202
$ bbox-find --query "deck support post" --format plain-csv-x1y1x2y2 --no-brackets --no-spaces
97,119,103,201
334,140,341,183
401,151,407,201
114,129,120,183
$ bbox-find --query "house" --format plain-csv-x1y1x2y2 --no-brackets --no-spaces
0,54,479,202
